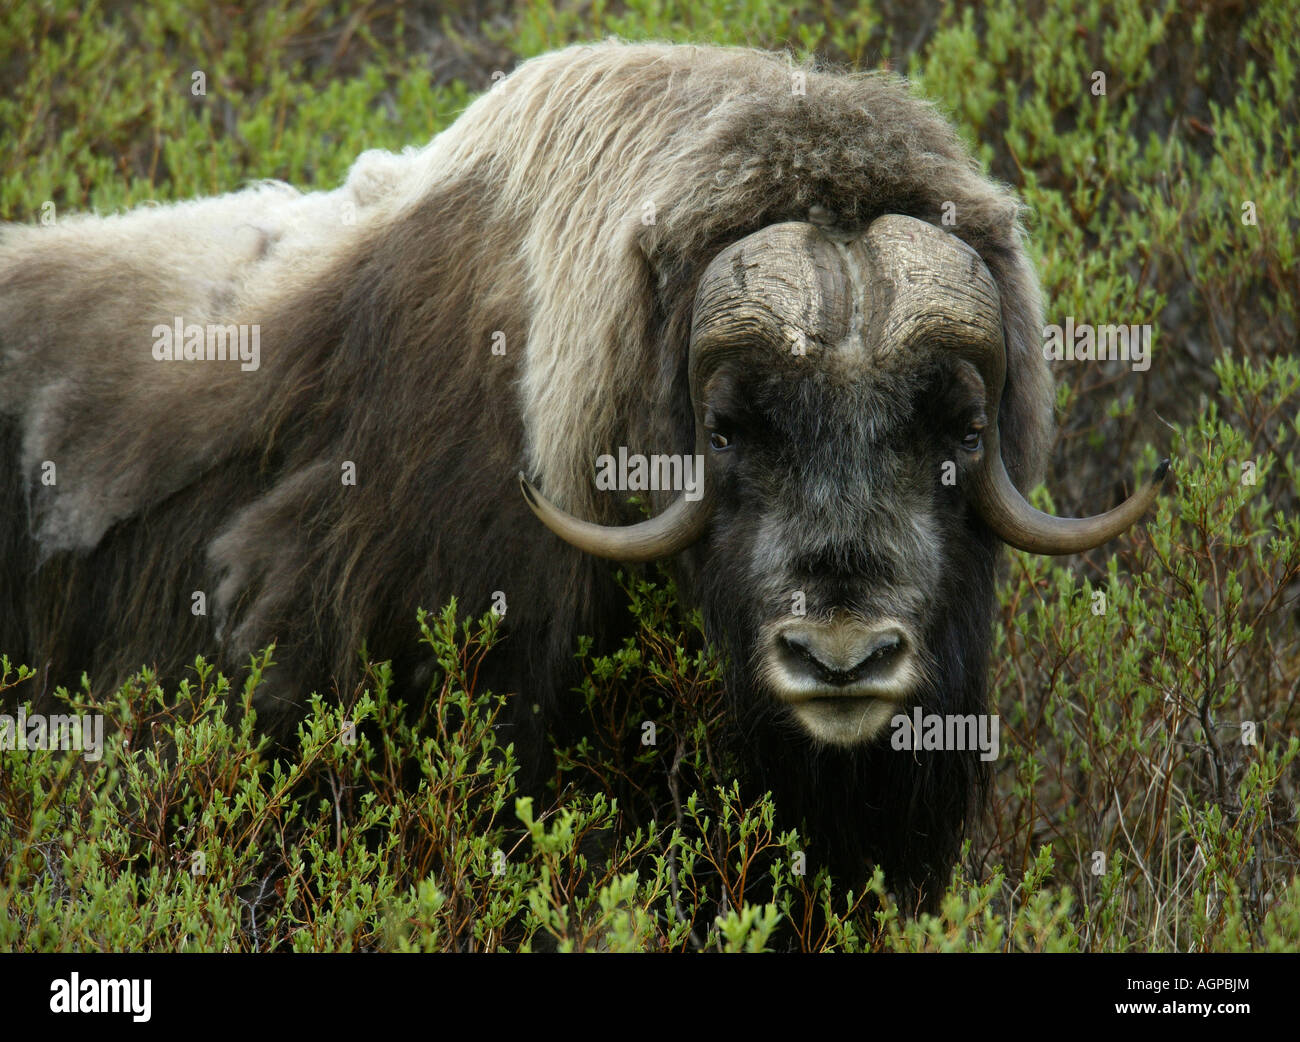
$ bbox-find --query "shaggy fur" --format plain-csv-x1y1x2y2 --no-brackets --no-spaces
0,42,1052,900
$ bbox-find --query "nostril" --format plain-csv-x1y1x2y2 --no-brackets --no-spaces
859,631,902,669
784,637,856,687
838,631,905,683
779,634,821,672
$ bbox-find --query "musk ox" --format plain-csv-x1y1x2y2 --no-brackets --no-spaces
0,42,1165,899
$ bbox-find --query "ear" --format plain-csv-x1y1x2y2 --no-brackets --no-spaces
633,215,682,295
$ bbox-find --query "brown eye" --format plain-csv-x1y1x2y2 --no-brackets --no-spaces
709,430,732,451
960,427,983,453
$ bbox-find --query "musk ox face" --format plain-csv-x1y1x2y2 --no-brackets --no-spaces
523,214,1168,747
697,342,982,747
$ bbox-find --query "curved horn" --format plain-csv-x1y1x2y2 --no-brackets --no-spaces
863,214,1169,556
517,335,717,560
520,223,847,562
519,472,713,562
971,447,1169,555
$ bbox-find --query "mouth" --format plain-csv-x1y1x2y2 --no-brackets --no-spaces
786,693,901,746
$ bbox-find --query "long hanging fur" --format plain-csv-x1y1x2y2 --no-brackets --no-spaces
0,42,1051,897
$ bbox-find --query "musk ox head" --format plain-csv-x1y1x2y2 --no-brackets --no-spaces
523,214,1166,748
